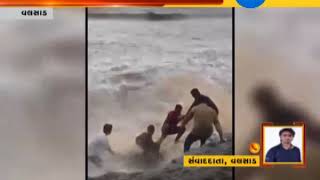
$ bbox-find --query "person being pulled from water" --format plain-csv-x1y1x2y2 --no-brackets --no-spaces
186,88,219,115
158,104,186,144
136,125,160,159
181,103,225,152
88,123,115,167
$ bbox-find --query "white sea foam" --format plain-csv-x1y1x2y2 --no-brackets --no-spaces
88,8,232,176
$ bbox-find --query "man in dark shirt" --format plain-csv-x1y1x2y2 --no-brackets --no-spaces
187,88,219,115
158,104,186,144
136,125,160,157
266,128,301,162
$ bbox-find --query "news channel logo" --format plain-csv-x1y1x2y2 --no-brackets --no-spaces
236,0,265,8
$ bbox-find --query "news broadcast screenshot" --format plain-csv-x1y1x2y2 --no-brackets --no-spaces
0,1,319,180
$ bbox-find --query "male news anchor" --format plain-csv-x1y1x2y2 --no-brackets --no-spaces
266,128,301,162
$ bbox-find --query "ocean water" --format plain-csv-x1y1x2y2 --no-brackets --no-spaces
88,8,232,176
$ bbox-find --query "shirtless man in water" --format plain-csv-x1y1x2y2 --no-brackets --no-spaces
181,103,225,152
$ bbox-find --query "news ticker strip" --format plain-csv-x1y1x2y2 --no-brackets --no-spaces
184,155,260,167
1,0,320,7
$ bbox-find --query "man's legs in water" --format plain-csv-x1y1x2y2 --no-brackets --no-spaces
200,136,209,146
158,134,166,144
88,155,102,168
184,133,201,152
174,126,186,143
158,126,185,144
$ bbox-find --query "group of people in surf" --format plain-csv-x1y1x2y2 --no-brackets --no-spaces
88,88,225,166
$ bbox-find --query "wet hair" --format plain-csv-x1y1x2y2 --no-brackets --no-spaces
103,124,112,134
147,125,155,133
190,88,200,96
175,104,182,110
279,128,295,137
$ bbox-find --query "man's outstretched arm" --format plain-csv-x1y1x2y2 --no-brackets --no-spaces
213,117,225,143
181,111,194,127
186,101,196,115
